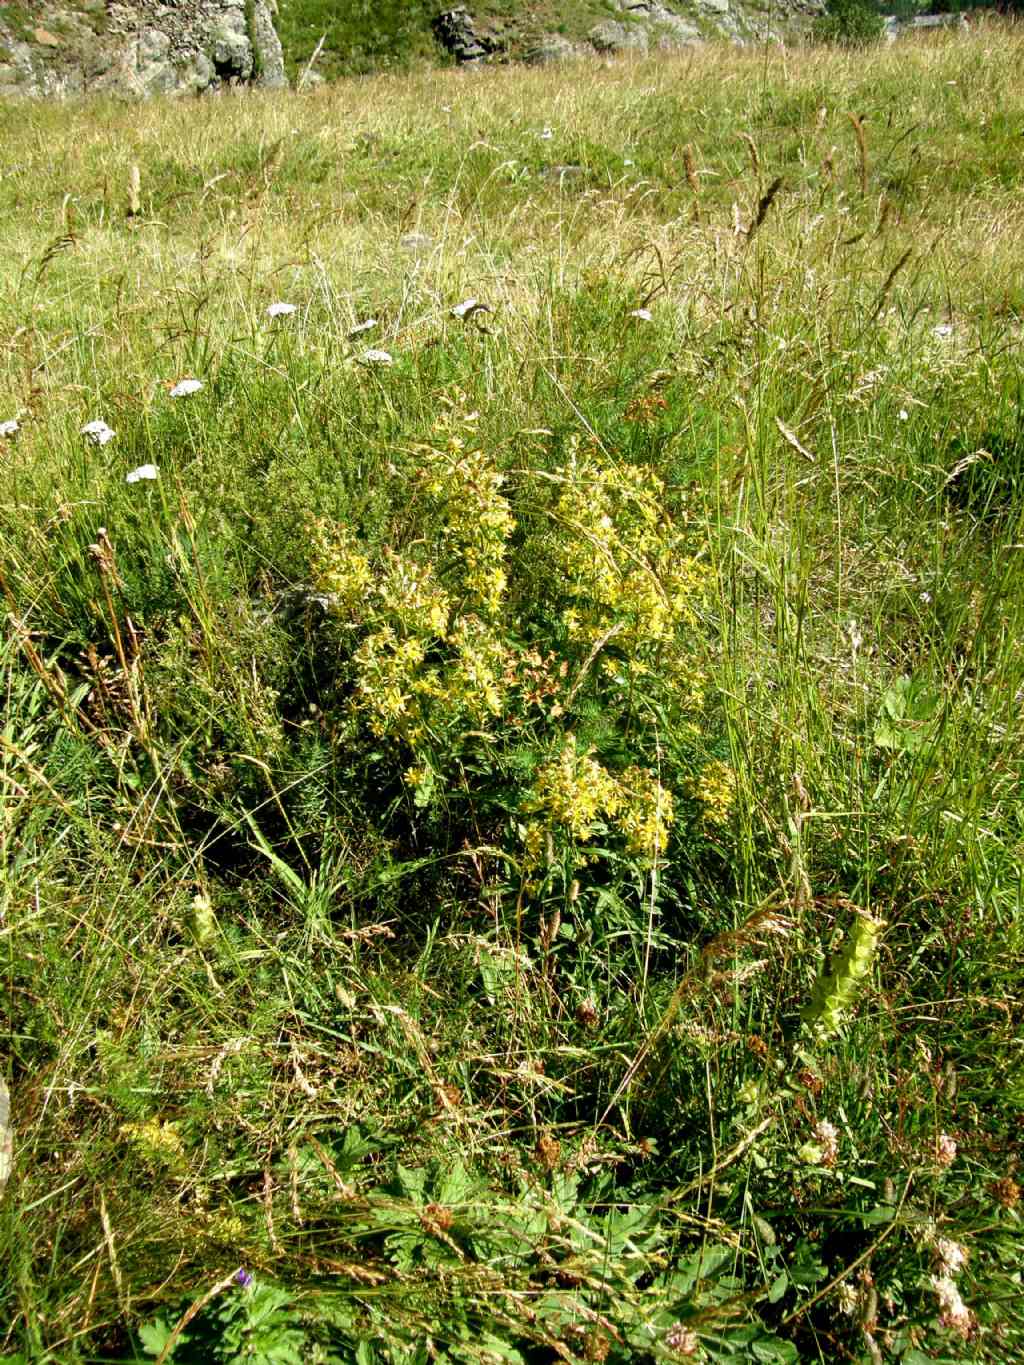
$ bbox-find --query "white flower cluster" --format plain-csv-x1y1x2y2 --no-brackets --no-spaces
935,1132,957,1168
812,1119,840,1167
931,1272,973,1340
169,378,203,398
663,1321,699,1356
935,1237,968,1276
927,1225,972,1339
126,464,159,484
82,419,115,446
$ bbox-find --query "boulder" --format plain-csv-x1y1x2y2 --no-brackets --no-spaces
609,0,702,43
589,19,650,54
524,34,585,65
433,7,506,64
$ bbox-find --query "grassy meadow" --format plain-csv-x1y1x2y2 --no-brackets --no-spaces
1,24,1023,1364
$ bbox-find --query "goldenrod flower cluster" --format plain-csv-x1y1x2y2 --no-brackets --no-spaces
550,444,707,706
314,437,514,754
119,1118,186,1169
617,765,674,858
530,734,623,842
447,614,509,719
419,436,515,619
312,523,374,614
312,426,707,886
690,759,737,828
523,735,673,865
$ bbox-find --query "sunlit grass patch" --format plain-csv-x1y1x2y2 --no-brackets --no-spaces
1,24,1023,1365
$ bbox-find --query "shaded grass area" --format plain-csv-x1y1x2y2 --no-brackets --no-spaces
1,27,1024,1365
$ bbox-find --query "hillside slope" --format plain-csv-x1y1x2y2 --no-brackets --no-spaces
278,0,823,85
0,0,823,97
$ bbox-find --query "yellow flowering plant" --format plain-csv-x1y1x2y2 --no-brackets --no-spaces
312,404,714,914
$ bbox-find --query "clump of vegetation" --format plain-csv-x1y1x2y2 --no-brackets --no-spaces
1,24,1024,1364
813,0,885,45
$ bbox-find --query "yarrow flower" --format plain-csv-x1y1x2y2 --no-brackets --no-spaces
126,463,159,484
348,318,378,338
0,418,19,437
360,348,393,367
629,308,653,322
168,378,203,398
82,420,115,446
266,301,297,319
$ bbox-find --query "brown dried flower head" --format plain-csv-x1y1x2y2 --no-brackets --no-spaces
990,1176,1021,1209
420,1202,454,1236
536,1133,561,1172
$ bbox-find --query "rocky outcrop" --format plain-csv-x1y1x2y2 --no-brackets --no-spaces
434,0,823,66
431,6,507,64
0,0,285,98
883,11,969,40
593,0,702,53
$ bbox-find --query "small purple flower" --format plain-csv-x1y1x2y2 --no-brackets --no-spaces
234,1268,254,1289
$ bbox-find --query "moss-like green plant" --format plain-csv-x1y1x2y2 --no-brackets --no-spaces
802,913,882,1036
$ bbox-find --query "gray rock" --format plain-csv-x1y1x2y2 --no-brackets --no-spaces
130,28,177,96
607,0,702,46
0,0,285,100
883,11,968,41
188,52,216,93
524,34,584,65
590,19,650,54
209,8,254,81
433,7,505,64
0,39,42,95
655,17,703,46
252,0,287,88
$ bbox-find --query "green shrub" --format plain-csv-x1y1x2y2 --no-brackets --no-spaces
814,0,885,45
